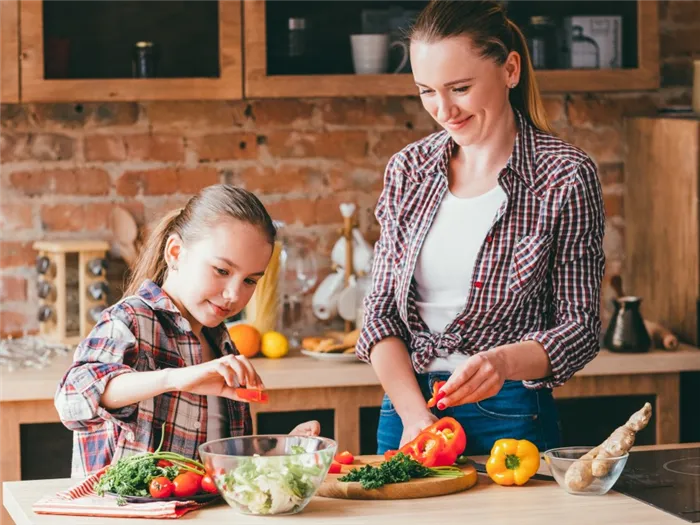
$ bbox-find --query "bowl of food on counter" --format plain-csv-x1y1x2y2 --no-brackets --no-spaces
198,435,337,515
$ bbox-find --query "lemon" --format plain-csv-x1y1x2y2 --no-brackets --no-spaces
261,331,289,359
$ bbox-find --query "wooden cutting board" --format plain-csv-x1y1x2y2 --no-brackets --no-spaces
316,455,478,500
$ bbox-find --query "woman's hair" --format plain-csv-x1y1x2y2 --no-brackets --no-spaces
410,0,552,134
125,184,276,296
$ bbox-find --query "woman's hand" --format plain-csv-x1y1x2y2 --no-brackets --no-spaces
289,420,321,436
399,412,438,448
439,350,508,408
167,354,263,402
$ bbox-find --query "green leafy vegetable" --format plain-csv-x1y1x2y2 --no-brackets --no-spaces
94,428,205,505
219,446,326,515
338,452,464,490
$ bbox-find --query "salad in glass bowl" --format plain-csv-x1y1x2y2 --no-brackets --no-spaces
199,435,337,515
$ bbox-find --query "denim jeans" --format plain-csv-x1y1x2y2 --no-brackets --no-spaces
376,373,562,455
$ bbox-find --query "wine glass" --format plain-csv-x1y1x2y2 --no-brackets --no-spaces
279,239,318,349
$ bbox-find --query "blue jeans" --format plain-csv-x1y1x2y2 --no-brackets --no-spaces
377,373,562,455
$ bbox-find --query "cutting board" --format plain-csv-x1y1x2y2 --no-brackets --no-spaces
317,455,478,500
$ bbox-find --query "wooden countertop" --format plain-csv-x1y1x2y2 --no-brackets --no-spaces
2,345,700,403
4,444,697,525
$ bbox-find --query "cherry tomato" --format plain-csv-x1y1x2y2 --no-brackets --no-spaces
201,474,218,494
149,476,174,498
172,471,203,498
328,462,342,474
334,451,355,465
156,459,173,468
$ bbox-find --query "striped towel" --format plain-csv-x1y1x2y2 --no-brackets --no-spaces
32,468,210,519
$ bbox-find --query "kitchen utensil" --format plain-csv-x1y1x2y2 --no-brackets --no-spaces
643,319,679,350
603,297,651,353
317,455,477,500
312,270,344,320
198,435,337,516
337,275,358,321
544,447,628,495
330,228,373,274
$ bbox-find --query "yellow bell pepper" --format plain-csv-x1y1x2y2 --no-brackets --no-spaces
486,438,540,486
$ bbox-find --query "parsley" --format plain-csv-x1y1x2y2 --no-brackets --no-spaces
338,453,463,490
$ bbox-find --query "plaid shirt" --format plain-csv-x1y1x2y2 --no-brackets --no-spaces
55,280,251,477
357,111,606,390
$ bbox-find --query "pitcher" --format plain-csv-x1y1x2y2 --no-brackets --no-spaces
603,296,651,353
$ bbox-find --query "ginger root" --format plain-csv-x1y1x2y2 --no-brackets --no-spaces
564,402,652,491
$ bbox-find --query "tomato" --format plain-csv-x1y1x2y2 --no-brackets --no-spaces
328,462,342,474
172,471,203,498
201,474,218,494
156,459,173,468
149,476,174,498
334,451,355,465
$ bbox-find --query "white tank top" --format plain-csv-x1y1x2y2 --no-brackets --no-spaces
414,185,506,372
206,395,227,440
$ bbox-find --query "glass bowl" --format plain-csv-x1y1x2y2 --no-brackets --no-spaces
544,446,628,495
199,435,337,515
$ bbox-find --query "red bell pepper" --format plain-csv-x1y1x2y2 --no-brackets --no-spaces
424,417,467,466
328,462,343,474
383,449,399,462
406,431,445,467
426,380,447,409
234,388,269,404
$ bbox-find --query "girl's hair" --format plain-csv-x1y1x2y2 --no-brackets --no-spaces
125,184,276,296
410,0,552,134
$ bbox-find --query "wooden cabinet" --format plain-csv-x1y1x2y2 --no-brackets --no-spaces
19,0,243,102
0,0,20,103
244,0,659,98
625,115,700,345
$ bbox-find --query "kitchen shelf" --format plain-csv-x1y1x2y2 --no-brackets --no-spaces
19,0,243,102
244,0,659,98
0,0,20,103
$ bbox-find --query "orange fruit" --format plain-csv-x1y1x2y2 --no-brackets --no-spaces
228,324,261,358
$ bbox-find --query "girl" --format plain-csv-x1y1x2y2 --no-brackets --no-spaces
56,184,319,476
357,0,605,455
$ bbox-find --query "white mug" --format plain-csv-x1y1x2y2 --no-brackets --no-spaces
311,270,345,320
350,34,409,75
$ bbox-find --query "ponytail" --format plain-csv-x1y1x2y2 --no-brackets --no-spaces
410,0,552,134
507,20,552,134
124,208,181,296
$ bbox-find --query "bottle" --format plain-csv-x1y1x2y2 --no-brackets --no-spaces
37,305,55,323
526,16,558,70
286,17,310,74
37,280,56,302
86,258,108,277
35,256,56,277
87,281,109,301
133,41,158,78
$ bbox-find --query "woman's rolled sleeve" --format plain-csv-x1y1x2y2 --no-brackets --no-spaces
521,158,605,389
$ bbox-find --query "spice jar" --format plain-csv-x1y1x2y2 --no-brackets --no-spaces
132,41,158,78
526,16,559,69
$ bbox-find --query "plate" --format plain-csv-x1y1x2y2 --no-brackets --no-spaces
106,491,220,504
301,349,361,362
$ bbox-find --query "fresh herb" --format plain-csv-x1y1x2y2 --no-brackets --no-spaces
338,452,464,490
94,428,205,505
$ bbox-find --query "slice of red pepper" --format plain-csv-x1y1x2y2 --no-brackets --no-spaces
409,431,445,467
328,462,343,474
383,449,399,462
426,380,447,409
234,388,269,404
423,417,467,466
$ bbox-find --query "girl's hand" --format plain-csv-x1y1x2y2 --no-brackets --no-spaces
439,350,507,408
289,420,321,436
167,354,263,402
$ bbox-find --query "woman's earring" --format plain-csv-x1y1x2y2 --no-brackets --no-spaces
170,263,178,272
510,83,517,89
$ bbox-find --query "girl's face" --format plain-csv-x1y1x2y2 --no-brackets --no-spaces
163,219,272,333
410,35,520,147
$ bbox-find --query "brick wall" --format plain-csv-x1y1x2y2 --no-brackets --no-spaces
1,0,698,337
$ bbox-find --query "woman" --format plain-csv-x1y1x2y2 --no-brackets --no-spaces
356,0,605,456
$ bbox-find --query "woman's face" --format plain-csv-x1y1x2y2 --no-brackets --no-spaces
410,35,520,147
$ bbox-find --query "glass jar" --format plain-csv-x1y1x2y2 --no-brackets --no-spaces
570,26,600,69
526,16,558,70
